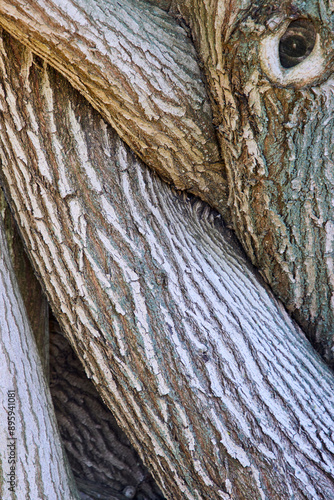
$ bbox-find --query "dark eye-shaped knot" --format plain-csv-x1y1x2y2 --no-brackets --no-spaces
279,19,317,68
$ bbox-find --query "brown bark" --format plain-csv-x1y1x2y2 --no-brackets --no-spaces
2,0,334,365
0,0,229,219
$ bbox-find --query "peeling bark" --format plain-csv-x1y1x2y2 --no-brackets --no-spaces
0,32,334,499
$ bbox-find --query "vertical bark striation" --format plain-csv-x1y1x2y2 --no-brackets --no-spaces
0,32,334,499
0,210,79,499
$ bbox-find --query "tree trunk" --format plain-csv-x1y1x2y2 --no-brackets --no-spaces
0,200,79,499
0,192,50,376
49,317,165,500
2,0,334,367
0,0,229,219
0,189,165,499
172,0,334,364
1,29,334,500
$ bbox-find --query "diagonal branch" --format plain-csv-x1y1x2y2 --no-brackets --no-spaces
0,0,229,219
1,31,334,499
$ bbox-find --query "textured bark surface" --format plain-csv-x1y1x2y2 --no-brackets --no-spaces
0,191,49,375
1,32,334,499
172,0,334,364
2,0,334,367
0,211,79,499
1,191,161,500
50,319,165,500
0,0,229,219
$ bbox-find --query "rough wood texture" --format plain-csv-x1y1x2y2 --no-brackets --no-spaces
1,32,334,499
0,191,49,376
0,210,79,499
0,188,164,499
2,0,334,366
172,0,334,365
50,319,165,500
0,0,229,219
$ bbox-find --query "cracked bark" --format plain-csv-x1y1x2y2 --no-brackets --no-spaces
1,0,334,366
0,197,79,499
0,29,334,499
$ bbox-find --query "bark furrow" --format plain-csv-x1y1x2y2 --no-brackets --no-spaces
0,213,78,499
0,33,334,499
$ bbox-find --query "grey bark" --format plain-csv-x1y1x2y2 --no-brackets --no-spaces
172,0,334,365
2,0,334,366
50,319,165,500
0,29,334,500
0,199,79,499
0,194,50,376
1,189,165,499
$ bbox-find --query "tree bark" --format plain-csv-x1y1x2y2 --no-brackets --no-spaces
171,0,334,364
0,192,50,376
0,189,164,499
0,0,229,220
2,0,334,367
49,318,165,500
0,200,79,499
1,31,334,499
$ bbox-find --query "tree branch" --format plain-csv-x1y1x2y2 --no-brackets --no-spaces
172,0,334,364
0,0,229,220
0,203,79,499
1,31,334,499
